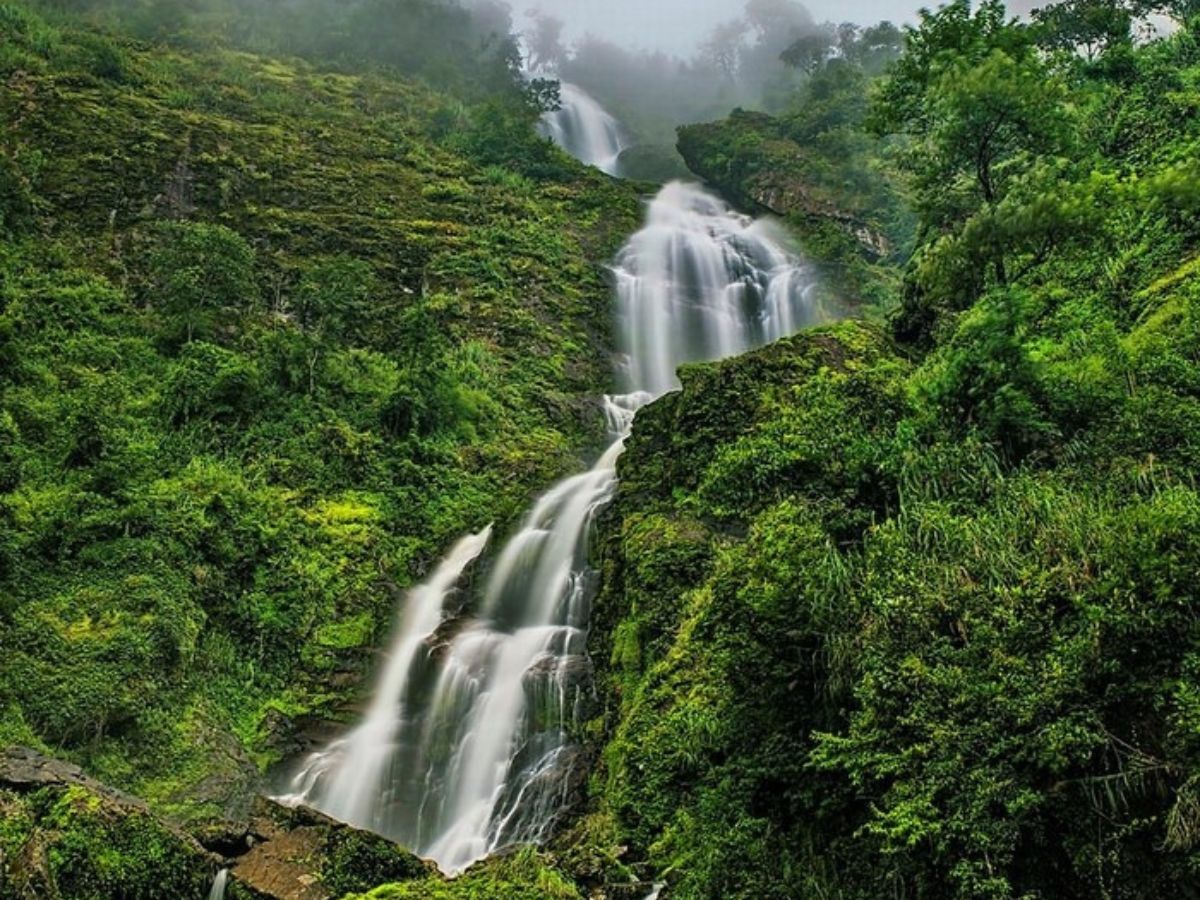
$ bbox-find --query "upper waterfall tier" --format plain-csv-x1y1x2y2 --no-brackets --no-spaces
615,181,817,397
539,83,624,176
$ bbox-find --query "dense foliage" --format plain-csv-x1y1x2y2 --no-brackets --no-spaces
577,2,1200,897
0,0,639,829
7,0,1200,897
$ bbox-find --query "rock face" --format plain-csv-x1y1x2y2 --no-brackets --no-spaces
1,746,148,799
222,799,435,900
677,110,892,260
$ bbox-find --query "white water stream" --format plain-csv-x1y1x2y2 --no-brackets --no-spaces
279,180,820,876
207,868,228,900
539,82,625,176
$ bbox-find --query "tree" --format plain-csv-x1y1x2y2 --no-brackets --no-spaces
1032,0,1135,59
871,0,1074,341
780,30,834,74
744,0,815,41
929,50,1070,212
292,255,379,393
871,0,1029,135
525,10,565,73
871,2,1070,266
935,57,1072,280
848,21,904,72
702,19,749,81
148,221,256,344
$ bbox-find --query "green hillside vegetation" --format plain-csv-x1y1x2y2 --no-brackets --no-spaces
6,0,1200,898
580,2,1200,897
0,0,639,824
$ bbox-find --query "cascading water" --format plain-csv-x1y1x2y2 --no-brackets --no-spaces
207,869,229,900
539,83,624,176
277,529,494,830
279,181,822,875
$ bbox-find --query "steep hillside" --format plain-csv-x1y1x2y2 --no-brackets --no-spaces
575,4,1200,898
7,0,1200,898
0,1,640,824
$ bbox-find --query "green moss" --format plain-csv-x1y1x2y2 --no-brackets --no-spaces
0,784,210,899
320,828,430,897
313,613,375,651
348,848,582,900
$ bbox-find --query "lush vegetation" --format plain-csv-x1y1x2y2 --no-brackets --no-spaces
0,782,212,898
576,2,1200,897
7,0,1200,897
0,0,639,831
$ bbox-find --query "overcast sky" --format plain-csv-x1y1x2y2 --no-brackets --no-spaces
521,0,926,56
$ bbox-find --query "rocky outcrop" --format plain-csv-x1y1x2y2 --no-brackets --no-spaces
677,111,892,261
1,746,154,802
0,748,433,900
0,747,218,899
220,799,434,900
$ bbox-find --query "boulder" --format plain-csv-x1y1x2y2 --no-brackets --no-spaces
0,748,434,900
0,747,219,899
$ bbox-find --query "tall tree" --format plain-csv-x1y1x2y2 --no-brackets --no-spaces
149,222,257,344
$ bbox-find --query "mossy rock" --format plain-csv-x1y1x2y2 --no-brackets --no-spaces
0,747,217,899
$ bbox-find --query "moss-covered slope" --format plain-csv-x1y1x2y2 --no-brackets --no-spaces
0,3,641,823
583,276,1200,896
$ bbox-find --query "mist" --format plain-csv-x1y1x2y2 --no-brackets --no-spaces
525,0,922,56
524,0,905,180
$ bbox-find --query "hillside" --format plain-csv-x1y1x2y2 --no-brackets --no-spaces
6,0,1200,898
0,0,640,826
576,4,1200,898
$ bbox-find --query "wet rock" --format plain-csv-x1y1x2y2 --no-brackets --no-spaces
227,798,435,900
259,693,364,767
527,651,594,690
428,611,476,659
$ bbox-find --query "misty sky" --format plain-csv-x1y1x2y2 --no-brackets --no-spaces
523,0,926,56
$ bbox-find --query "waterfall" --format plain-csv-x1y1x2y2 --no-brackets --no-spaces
276,529,494,830
207,869,228,900
615,181,819,396
279,181,820,875
539,83,624,175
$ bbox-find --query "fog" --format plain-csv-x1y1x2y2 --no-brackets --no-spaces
522,0,908,179
40,0,914,180
525,0,922,55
